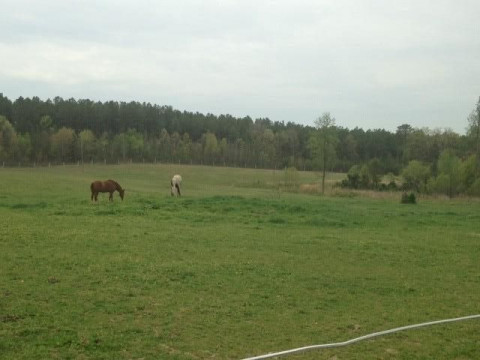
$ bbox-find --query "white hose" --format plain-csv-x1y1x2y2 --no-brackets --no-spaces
241,314,480,360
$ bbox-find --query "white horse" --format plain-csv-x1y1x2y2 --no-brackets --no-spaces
171,174,182,196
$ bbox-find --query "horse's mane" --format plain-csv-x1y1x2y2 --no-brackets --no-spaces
107,179,122,190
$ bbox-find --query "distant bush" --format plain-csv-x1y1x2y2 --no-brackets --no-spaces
401,160,431,192
467,178,480,196
339,165,398,192
401,192,417,204
339,165,362,189
386,180,398,191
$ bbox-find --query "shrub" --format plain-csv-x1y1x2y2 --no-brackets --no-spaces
401,192,417,204
467,178,480,196
401,160,431,192
345,165,361,189
429,174,455,198
387,180,398,191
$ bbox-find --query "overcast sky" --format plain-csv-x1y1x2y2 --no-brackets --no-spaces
1,0,479,134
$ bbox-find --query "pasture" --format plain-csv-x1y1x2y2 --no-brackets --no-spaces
0,164,479,359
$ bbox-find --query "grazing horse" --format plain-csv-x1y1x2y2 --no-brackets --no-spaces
90,179,125,202
171,174,182,196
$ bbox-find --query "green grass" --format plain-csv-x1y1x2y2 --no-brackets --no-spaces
0,164,479,359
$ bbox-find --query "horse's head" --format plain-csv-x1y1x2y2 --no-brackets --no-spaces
119,188,125,200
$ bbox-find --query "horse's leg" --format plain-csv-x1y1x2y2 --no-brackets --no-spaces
91,191,94,201
109,191,113,201
176,184,181,196
95,192,98,201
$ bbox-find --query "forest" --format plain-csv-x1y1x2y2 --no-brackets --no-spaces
1,93,479,196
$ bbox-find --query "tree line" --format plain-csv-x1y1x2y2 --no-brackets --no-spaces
0,94,479,196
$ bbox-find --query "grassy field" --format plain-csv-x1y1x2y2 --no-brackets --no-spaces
0,164,479,359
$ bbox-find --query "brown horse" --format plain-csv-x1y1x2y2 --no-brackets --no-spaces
90,180,125,202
